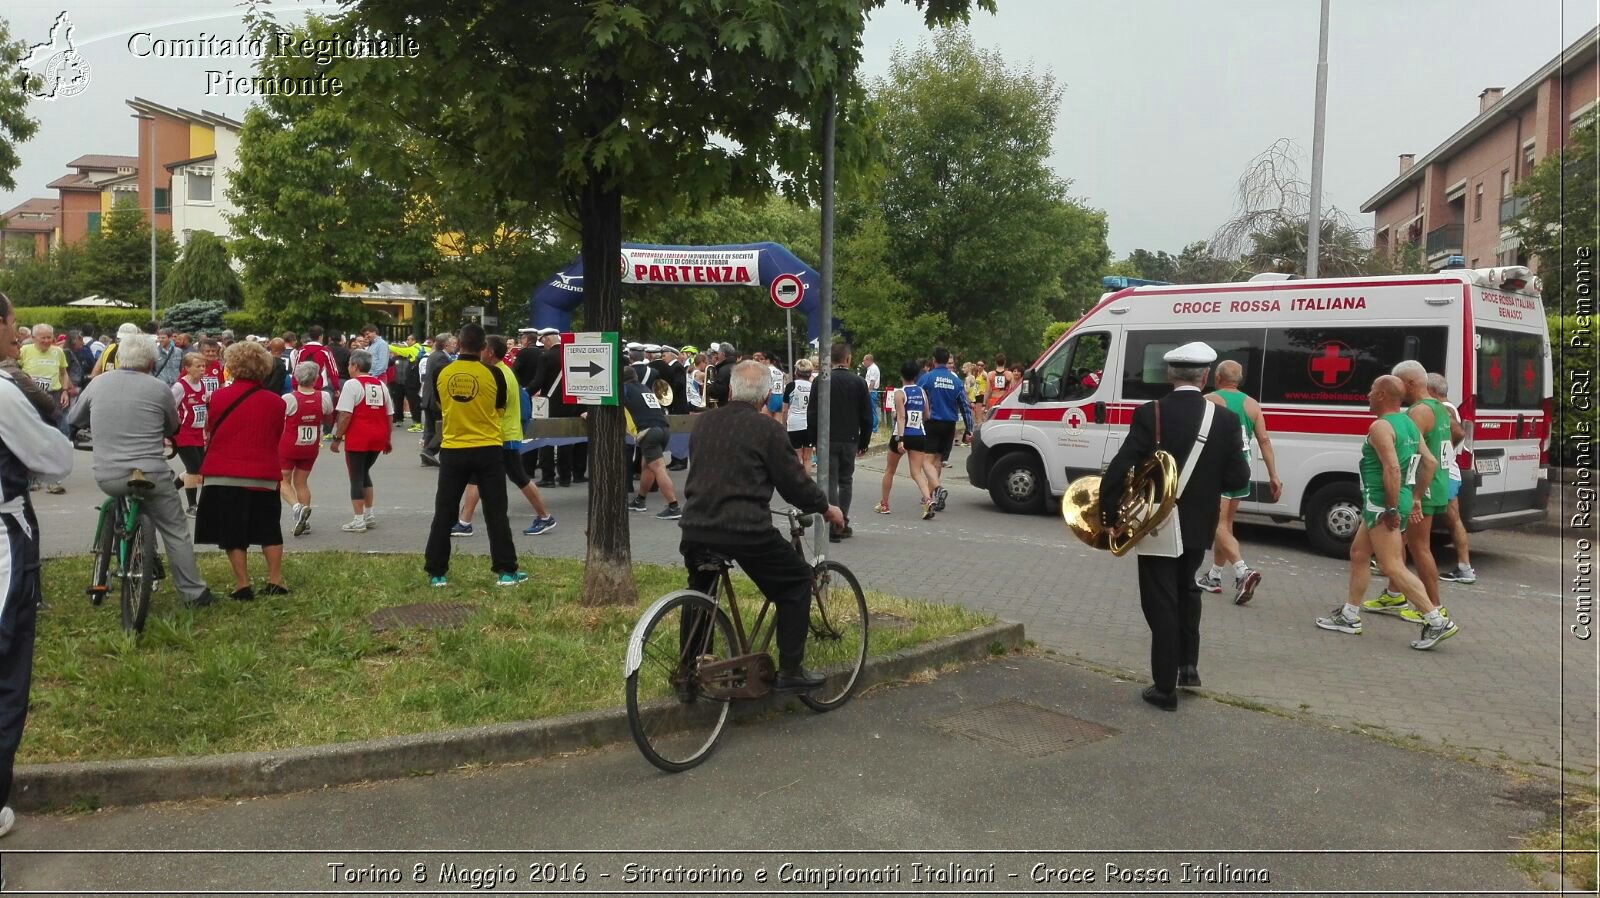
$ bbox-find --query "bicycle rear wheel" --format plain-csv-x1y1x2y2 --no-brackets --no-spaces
625,591,737,773
121,513,157,634
798,560,869,712
87,500,118,605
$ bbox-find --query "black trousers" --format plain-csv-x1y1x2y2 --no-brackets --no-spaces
826,442,856,521
392,382,420,423
0,511,41,809
1136,545,1207,694
682,531,812,670
556,440,587,482
425,446,517,576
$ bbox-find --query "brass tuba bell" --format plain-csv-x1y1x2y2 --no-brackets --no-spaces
653,378,674,408
1061,450,1179,557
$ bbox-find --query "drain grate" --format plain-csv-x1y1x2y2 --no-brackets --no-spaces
368,602,478,632
932,700,1117,757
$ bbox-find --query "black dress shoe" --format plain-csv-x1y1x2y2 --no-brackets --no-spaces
667,460,688,471
420,453,440,468
774,668,826,693
261,583,290,597
229,585,255,602
183,589,216,609
1177,665,1201,689
1141,685,1177,711
572,474,588,484
828,529,843,543
536,479,556,489
558,480,572,488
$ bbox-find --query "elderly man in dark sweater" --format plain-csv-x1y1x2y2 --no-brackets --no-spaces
805,342,875,542
679,360,845,692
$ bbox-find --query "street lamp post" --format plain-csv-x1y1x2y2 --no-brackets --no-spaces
1306,0,1330,279
131,112,158,323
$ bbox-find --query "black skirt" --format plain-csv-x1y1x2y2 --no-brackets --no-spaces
195,484,283,550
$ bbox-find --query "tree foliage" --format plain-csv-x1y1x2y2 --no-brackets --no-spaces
76,195,178,307
227,17,437,333
874,29,1104,361
160,299,228,335
0,242,85,306
160,231,243,309
334,0,993,605
0,16,39,193
836,202,947,370
1513,110,1596,316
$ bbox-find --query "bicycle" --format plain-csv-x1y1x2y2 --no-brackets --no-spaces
85,462,161,635
624,509,869,772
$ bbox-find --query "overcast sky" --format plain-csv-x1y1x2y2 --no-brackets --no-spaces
3,0,1595,256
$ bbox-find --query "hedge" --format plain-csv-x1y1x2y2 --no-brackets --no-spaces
12,306,152,335
1549,315,1594,467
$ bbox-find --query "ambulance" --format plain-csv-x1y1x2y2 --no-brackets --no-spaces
967,267,1553,556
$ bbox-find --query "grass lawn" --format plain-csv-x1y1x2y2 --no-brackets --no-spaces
28,553,991,765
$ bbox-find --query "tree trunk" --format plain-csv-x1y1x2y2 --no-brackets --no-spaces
577,173,637,606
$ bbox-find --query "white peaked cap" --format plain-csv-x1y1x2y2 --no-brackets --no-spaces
1163,342,1217,367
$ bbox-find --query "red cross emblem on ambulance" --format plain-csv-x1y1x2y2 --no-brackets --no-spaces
1063,407,1088,433
1308,340,1355,388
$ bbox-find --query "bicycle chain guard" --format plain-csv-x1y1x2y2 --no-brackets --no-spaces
697,652,776,700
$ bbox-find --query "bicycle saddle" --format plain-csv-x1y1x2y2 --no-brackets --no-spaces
692,550,734,573
127,468,155,491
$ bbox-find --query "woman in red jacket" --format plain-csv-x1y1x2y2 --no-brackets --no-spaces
195,341,289,601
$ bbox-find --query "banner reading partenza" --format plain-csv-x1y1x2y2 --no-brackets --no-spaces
621,248,759,286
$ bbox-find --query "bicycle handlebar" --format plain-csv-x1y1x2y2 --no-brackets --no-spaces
772,508,814,530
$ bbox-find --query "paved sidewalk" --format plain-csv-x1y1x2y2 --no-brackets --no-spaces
0,656,1551,893
30,441,1596,774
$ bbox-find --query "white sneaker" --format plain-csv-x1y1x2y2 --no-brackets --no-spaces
363,512,376,529
290,503,302,522
0,804,15,837
341,518,367,532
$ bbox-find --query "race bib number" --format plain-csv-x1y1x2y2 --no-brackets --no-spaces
297,424,319,446
642,392,661,410
191,405,207,428
1404,453,1421,486
993,375,1005,390
907,409,924,430
202,376,221,395
363,383,386,407
32,376,52,391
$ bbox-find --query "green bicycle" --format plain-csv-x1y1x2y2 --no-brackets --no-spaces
86,467,160,634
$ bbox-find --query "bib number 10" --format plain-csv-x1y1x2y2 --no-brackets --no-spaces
297,425,319,445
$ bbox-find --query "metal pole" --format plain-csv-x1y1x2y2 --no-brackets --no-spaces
814,91,836,556
149,119,158,322
1306,0,1330,279
786,308,794,388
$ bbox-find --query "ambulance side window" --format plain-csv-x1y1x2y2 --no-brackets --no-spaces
1120,329,1264,400
1038,331,1108,401
1475,328,1545,410
1261,326,1446,405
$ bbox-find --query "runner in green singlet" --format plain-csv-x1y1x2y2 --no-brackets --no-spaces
1197,361,1282,605
1316,375,1456,651
1364,361,1452,622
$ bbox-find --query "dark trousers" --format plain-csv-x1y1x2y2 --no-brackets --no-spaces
556,440,587,482
392,383,420,423
682,531,812,670
421,408,441,454
1136,545,1207,694
0,513,41,809
826,442,856,521
535,445,556,483
424,446,517,576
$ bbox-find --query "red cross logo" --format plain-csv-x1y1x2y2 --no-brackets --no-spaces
1063,407,1087,432
1522,360,1536,390
1488,357,1503,389
1308,341,1355,387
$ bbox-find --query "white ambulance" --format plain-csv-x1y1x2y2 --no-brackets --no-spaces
967,268,1553,556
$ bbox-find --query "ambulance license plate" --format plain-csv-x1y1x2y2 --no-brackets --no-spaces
1475,457,1501,476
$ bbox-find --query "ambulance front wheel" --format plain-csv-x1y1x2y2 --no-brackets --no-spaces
1305,481,1363,558
989,451,1046,515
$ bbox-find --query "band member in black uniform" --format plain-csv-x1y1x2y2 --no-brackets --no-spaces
1099,342,1248,711
528,328,585,486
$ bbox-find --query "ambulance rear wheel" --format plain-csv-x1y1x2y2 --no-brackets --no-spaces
989,452,1046,515
1306,481,1362,558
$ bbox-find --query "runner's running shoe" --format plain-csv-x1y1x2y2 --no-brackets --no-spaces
934,486,948,512
1362,591,1408,615
449,522,473,537
496,572,530,587
1399,606,1449,624
921,499,935,520
1410,619,1459,650
1234,569,1262,606
1315,607,1362,635
873,502,891,514
524,516,557,536
1439,566,1477,584
1195,572,1223,594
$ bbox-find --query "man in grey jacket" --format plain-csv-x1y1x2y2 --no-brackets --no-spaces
417,332,456,466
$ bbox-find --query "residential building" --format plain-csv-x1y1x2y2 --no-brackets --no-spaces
0,198,61,261
47,154,138,244
1363,26,1598,272
128,97,243,247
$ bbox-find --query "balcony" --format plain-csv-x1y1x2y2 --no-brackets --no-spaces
1425,223,1463,259
1499,194,1530,226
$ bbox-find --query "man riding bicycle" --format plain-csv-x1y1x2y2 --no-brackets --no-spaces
67,334,216,609
678,360,845,693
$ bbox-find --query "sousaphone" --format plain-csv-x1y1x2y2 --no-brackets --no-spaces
653,378,674,408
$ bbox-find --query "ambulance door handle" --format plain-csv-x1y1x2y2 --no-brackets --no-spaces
1515,413,1525,437
1093,401,1106,424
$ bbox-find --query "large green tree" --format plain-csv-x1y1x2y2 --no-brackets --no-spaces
0,242,83,306
335,0,992,605
0,17,38,192
227,17,437,332
875,29,1099,361
1512,109,1596,316
160,231,244,308
76,195,177,308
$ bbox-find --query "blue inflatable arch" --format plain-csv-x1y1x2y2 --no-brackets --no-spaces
527,242,823,340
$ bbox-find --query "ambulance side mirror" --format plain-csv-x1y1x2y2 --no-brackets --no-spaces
1019,368,1042,404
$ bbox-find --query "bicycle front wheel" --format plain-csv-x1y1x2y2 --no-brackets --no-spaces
88,500,117,606
625,591,737,773
121,513,157,634
799,560,869,712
